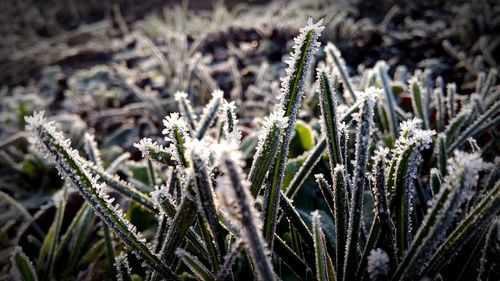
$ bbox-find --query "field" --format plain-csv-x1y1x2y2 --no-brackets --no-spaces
0,0,499,280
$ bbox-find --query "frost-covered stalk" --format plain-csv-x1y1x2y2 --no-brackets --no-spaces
176,248,215,281
175,91,198,132
115,253,133,281
248,111,288,197
477,218,499,280
376,62,399,139
11,246,37,281
434,80,446,132
192,151,226,268
409,77,428,130
315,174,335,220
479,68,498,99
285,100,360,199
163,112,190,169
312,211,335,281
279,193,314,249
371,148,396,267
325,42,357,102
429,168,442,197
83,133,103,167
219,100,242,145
85,160,156,211
156,197,198,269
196,90,224,140
25,112,176,280
393,151,492,280
216,239,244,280
326,166,349,279
217,149,275,281
150,186,208,259
285,138,327,198
386,119,435,259
435,133,447,176
83,136,116,280
447,99,500,153
318,68,343,166
263,19,324,250
134,138,172,165
446,83,456,119
420,181,500,279
344,92,376,281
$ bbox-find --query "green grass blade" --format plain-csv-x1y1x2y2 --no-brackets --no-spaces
40,187,67,281
344,92,376,281
446,83,456,120
279,192,314,249
285,97,361,199
263,19,324,250
25,112,177,280
192,151,226,269
175,91,198,132
176,248,216,281
11,247,38,281
103,225,117,281
312,211,333,281
326,42,357,102
86,161,156,211
195,90,224,140
134,138,173,165
409,76,428,129
248,111,287,197
274,236,313,280
377,62,399,139
419,182,500,279
217,148,275,281
65,205,95,273
447,99,500,153
318,68,343,167
157,196,198,267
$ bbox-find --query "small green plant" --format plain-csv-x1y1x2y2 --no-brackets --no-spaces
12,17,500,281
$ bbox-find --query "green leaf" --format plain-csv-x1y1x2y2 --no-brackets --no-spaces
25,112,177,280
377,62,399,139
409,77,428,129
285,100,360,199
325,42,357,102
40,187,67,281
192,152,226,269
289,121,316,158
317,68,343,167
11,247,38,281
263,19,323,250
195,90,224,140
248,113,287,197
419,182,500,279
176,248,216,281
218,150,275,281
344,93,376,280
312,211,335,281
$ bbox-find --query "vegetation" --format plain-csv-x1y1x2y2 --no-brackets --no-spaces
1,1,499,280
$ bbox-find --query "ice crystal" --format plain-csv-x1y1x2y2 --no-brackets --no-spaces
115,252,132,281
276,18,324,112
367,248,389,281
220,99,242,145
